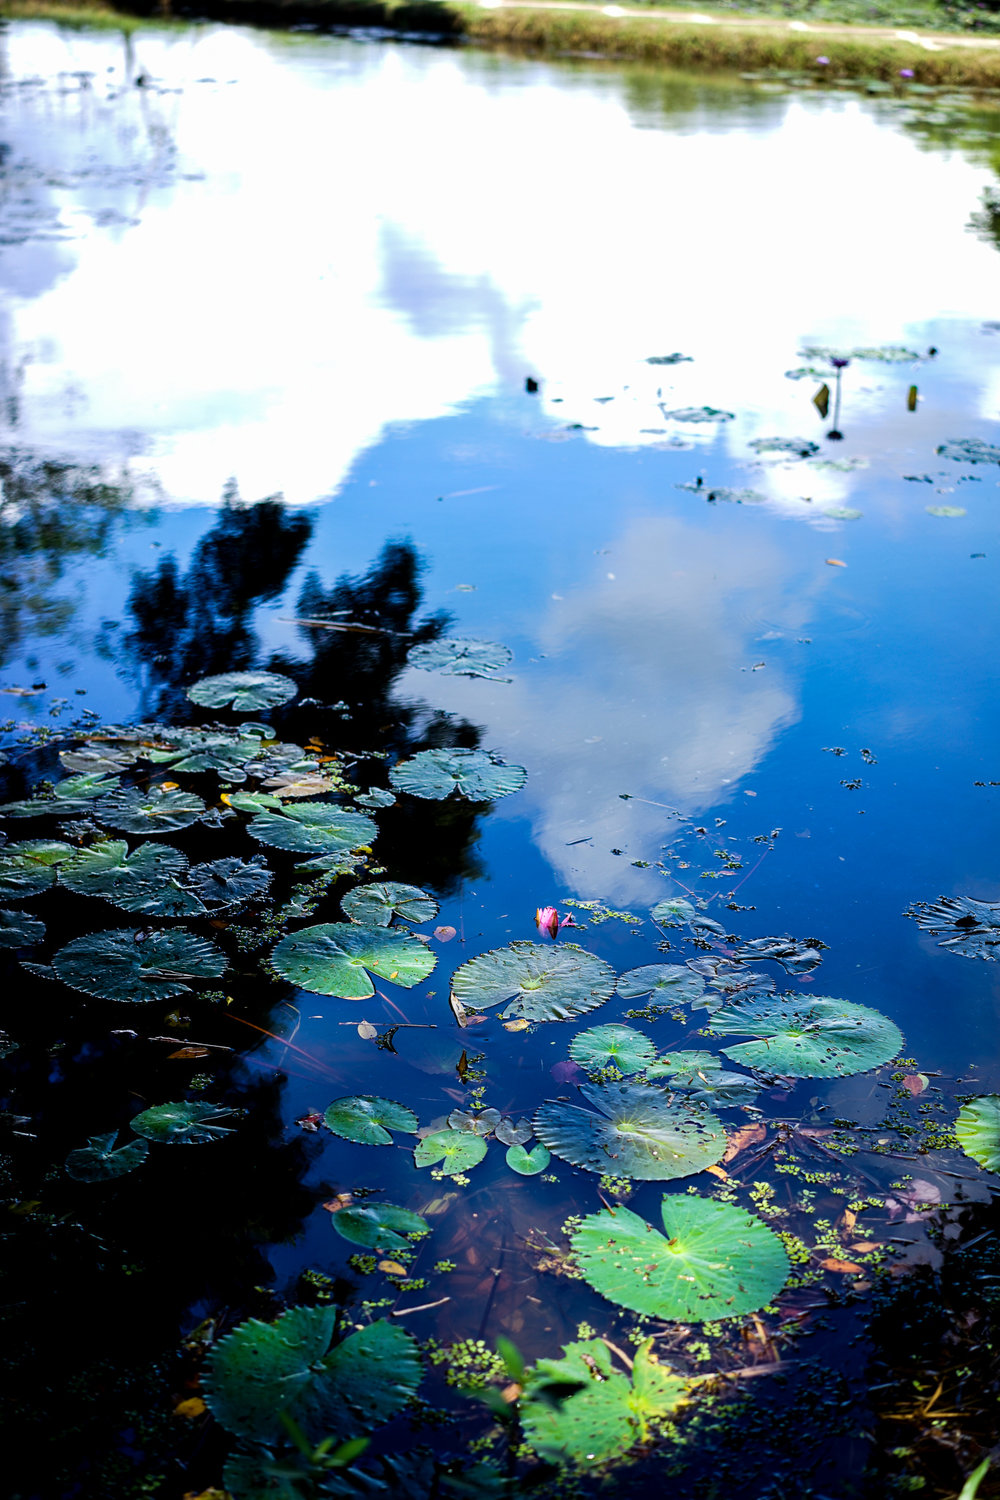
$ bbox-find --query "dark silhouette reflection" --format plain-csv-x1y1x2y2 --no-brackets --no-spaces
118,484,312,720
0,449,138,666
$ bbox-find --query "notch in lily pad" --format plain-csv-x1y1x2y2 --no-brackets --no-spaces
271,923,436,999
906,895,1000,961
569,1024,655,1075
65,1131,149,1181
571,1195,789,1321
534,1082,725,1180
616,964,706,1005
341,881,439,928
451,941,616,1022
329,1202,429,1252
390,747,526,803
406,638,513,682
415,1129,487,1173
186,671,298,712
130,1100,238,1144
324,1095,418,1145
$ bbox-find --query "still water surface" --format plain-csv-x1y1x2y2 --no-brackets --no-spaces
4,19,1000,1492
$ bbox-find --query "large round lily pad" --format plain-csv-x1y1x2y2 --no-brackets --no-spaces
185,856,272,911
330,1202,429,1252
650,899,696,928
571,1196,789,1321
96,786,206,835
955,1096,1000,1173
65,1132,149,1182
0,908,46,947
406,638,513,681
186,671,297,712
60,840,200,917
52,928,227,1003
130,1100,238,1143
271,923,436,999
709,995,902,1078
247,804,376,858
340,881,439,928
451,941,616,1022
390,748,526,803
569,1024,656,1074
534,1083,726,1180
414,1129,487,1173
616,965,706,1005
203,1307,420,1446
323,1095,418,1146
0,840,74,901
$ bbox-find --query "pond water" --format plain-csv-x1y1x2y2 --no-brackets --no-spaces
4,18,1000,1500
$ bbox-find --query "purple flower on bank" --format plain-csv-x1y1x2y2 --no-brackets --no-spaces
900,67,915,78
831,356,850,369
815,55,830,64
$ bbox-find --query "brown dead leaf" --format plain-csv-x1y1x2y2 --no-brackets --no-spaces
450,993,471,1028
378,1260,408,1277
840,1208,857,1236
174,1397,207,1419
850,1241,883,1253
357,1021,378,1040
723,1123,767,1163
323,1193,353,1215
901,1074,929,1096
819,1257,865,1274
434,925,457,943
825,558,847,567
501,1382,522,1403
503,1018,531,1032
168,1047,211,1060
706,1164,730,1182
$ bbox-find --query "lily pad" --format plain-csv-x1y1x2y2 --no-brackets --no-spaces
661,407,734,422
822,507,863,520
271,923,435,999
355,787,396,809
341,881,439,928
60,840,200,917
571,1196,789,1321
730,936,825,976
323,1095,418,1145
451,941,616,1022
130,1100,238,1144
406,638,514,682
495,1117,533,1147
749,437,819,458
414,1130,487,1173
330,1203,429,1252
52,928,227,1003
0,908,46,947
390,748,526,803
955,1096,1000,1173
534,1083,725,1180
65,1132,149,1182
709,995,902,1077
646,353,692,364
906,895,1000,961
447,1107,500,1136
937,439,1000,465
670,1068,761,1107
616,964,706,1005
0,840,75,900
926,505,966,518
96,786,206,835
645,1049,722,1079
649,898,695,927
185,856,272,911
247,804,376,858
506,1142,551,1175
569,1024,656,1074
186,671,298,712
203,1306,421,1445
705,487,766,505
0,772,120,819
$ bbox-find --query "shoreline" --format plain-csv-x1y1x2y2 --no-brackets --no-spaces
5,0,1000,85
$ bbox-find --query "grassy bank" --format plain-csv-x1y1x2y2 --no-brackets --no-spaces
5,0,1000,85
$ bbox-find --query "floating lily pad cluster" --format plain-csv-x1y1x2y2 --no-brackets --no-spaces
65,1100,239,1182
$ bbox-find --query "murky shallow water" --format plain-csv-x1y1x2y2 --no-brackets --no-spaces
3,19,1000,1499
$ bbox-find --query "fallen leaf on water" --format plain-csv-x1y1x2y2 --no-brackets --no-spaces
820,1257,865,1274
323,1194,353,1214
450,994,471,1028
174,1397,207,1419
851,1241,883,1253
379,1260,408,1277
296,1112,324,1132
840,1208,857,1235
503,1018,531,1032
169,1047,211,1060
706,1164,729,1181
723,1122,767,1162
161,781,180,791
901,1073,929,1095
358,1020,378,1040
825,558,847,567
434,925,457,942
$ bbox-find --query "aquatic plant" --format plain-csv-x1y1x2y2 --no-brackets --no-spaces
534,1082,726,1179
389,747,527,802
405,637,513,681
271,922,436,998
451,941,616,1021
708,994,903,1076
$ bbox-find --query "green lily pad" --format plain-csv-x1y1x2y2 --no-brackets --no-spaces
414,1130,487,1173
52,928,227,1003
906,895,1000,961
616,965,706,1005
661,407,734,422
749,437,819,458
203,1307,421,1445
822,507,863,520
60,840,200,917
649,898,696,928
670,1068,761,1107
271,923,436,999
65,1132,149,1182
0,840,74,900
506,1142,551,1175
330,1203,429,1252
355,787,396,809
451,941,615,1023
571,1196,789,1321
569,1025,656,1074
96,786,206,835
0,773,120,819
646,353,692,364
955,1096,1000,1173
709,995,902,1077
186,856,273,911
534,1083,725,1180
247,804,376,857
225,790,285,815
730,936,825,976
390,748,527,803
341,882,439,928
146,726,272,776
406,638,514,681
645,1049,722,1079
0,908,46,947
324,1095,418,1146
926,505,966,518
130,1100,238,1144
937,438,1000,465
60,745,142,776
187,671,298,712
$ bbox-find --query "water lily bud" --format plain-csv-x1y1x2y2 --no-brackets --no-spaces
535,906,560,938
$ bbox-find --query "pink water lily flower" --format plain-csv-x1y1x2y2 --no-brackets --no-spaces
536,906,560,938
